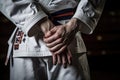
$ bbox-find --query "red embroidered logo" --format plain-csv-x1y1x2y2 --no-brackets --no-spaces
14,30,24,50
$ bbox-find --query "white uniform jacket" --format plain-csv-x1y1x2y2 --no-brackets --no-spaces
0,0,105,59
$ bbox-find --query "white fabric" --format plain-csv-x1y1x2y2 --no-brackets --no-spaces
10,54,90,80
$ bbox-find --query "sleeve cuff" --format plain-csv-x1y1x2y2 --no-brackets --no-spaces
21,11,47,36
73,9,96,34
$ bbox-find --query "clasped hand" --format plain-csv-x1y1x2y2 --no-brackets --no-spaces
41,18,78,68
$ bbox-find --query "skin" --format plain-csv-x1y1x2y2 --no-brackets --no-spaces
40,18,78,68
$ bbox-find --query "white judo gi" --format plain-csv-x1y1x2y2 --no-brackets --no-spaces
0,0,105,80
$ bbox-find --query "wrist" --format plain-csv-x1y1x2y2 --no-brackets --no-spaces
40,18,54,34
28,17,48,37
65,18,78,33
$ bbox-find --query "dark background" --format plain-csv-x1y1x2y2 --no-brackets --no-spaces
0,0,120,80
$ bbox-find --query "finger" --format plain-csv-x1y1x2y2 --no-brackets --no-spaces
50,27,57,33
44,27,57,38
44,33,61,43
57,55,61,64
49,43,63,52
62,53,67,68
67,49,72,65
44,31,52,38
46,38,63,48
54,45,67,55
52,54,57,65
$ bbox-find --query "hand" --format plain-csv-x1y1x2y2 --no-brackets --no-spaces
44,18,79,67
44,18,79,54
44,26,71,67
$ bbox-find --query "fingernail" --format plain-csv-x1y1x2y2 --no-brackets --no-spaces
63,64,67,68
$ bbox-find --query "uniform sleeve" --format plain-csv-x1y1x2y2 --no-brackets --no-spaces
0,0,47,36
73,0,106,34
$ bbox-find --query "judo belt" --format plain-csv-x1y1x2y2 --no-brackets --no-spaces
49,8,75,25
